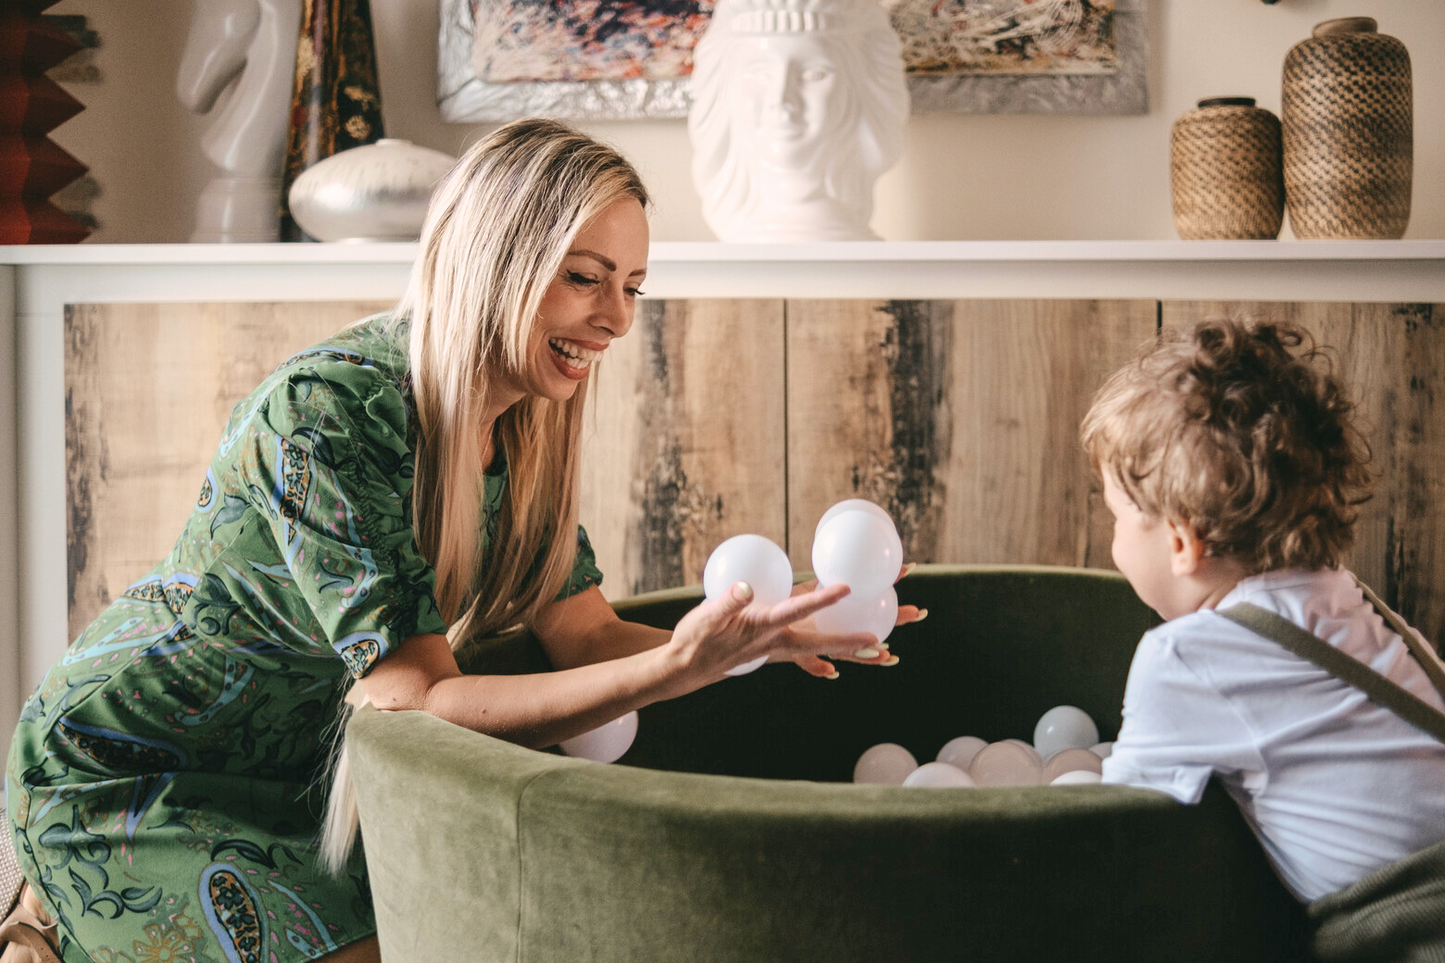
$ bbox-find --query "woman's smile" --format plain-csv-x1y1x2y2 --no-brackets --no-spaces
547,336,606,380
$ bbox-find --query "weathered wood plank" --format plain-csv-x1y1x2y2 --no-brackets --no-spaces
65,301,389,638
581,299,788,597
1160,301,1445,647
786,299,1156,573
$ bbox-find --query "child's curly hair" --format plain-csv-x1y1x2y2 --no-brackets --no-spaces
1080,317,1374,573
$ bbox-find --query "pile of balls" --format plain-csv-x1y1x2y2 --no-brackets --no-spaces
854,705,1114,788
702,498,904,674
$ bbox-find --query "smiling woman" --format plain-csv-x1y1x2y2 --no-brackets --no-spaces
3,119,919,963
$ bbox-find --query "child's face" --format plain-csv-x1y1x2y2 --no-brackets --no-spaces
1102,473,1188,620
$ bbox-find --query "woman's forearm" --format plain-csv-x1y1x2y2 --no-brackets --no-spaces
365,631,688,749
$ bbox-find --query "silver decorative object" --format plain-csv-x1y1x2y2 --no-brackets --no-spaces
287,139,456,242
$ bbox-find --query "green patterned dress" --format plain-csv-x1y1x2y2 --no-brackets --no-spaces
5,315,601,963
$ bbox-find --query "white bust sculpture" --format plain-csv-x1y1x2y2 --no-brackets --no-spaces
689,0,909,242
177,0,302,242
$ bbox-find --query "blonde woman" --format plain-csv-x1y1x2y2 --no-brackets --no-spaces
2,119,910,963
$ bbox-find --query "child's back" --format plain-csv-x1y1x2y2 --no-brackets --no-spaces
1103,566,1445,900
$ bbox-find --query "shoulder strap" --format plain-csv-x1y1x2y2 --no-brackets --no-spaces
1217,602,1445,745
1353,578,1445,700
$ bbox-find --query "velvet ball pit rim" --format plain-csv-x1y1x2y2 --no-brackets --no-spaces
347,564,1308,963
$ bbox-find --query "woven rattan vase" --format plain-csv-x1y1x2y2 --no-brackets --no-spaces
1282,17,1412,239
1171,97,1283,240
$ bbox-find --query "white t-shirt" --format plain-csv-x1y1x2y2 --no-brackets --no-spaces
1101,568,1445,902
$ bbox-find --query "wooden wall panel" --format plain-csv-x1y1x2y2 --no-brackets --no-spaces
581,299,787,597
1162,301,1445,646
65,301,390,638
786,300,1157,572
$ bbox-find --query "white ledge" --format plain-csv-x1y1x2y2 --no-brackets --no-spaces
2,239,1443,265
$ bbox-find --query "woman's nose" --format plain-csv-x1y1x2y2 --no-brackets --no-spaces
595,285,633,338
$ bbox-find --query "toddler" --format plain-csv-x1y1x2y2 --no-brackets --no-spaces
1081,317,1445,957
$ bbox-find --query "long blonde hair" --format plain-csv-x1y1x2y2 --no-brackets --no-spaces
321,119,649,873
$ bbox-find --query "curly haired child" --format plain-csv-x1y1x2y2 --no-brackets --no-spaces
1081,316,1445,960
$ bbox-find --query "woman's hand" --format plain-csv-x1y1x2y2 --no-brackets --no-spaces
782,562,925,677
663,580,882,690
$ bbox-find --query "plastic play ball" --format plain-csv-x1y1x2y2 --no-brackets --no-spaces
1033,705,1100,761
967,741,1043,786
936,735,988,771
1040,747,1104,785
811,509,904,599
1050,770,1103,786
1090,741,1114,759
703,534,794,607
559,710,638,763
1002,738,1044,767
853,742,918,785
902,762,976,788
814,498,894,540
812,586,899,644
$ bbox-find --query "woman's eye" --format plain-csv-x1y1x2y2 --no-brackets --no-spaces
626,287,646,298
567,272,599,287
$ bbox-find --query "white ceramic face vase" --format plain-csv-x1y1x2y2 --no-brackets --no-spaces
689,0,909,243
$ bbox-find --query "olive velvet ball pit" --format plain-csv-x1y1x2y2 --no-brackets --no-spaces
347,565,1308,962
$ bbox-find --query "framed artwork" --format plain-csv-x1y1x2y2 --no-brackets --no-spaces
439,0,713,121
438,0,1146,122
896,0,1148,115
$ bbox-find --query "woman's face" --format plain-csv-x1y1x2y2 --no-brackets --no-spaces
733,35,849,172
521,196,650,404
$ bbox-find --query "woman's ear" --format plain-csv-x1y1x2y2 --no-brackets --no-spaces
1167,519,1207,577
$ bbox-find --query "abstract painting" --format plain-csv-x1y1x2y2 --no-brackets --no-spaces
438,0,1144,121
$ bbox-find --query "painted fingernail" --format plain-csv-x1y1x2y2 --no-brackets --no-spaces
877,641,890,651
900,562,917,579
912,608,929,623
882,655,900,666
733,581,754,602
853,647,880,660
825,670,841,680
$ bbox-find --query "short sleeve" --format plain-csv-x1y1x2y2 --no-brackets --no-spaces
556,525,603,600
243,359,447,678
1101,625,1264,804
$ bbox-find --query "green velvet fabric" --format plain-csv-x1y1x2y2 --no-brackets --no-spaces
348,565,1308,962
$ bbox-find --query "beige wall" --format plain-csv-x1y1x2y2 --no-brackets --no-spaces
48,0,1444,244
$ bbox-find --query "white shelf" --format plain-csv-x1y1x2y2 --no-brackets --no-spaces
3,238,1443,263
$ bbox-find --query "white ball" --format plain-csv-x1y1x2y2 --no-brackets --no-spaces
1040,747,1104,784
559,711,638,763
1049,770,1103,786
812,586,899,644
902,762,976,788
1003,738,1044,767
1090,741,1114,760
1033,705,1100,761
967,741,1042,786
853,742,918,785
814,498,894,541
811,509,904,599
703,534,794,608
936,735,988,771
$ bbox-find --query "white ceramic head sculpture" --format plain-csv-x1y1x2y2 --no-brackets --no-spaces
689,0,909,242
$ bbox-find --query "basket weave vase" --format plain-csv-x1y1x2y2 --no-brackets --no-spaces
1282,17,1412,239
1171,97,1283,240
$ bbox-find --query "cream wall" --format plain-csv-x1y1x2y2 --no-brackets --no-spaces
48,0,1444,243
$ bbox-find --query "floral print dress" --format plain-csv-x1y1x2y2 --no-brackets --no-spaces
5,315,602,963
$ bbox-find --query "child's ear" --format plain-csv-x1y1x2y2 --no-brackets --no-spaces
1167,519,1207,576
